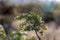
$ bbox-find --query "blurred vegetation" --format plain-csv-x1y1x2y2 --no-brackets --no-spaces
15,12,46,40
1,0,60,40
0,11,47,40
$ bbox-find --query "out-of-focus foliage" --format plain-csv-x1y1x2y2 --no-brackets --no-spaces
15,12,46,40
0,0,46,40
0,25,36,40
0,25,6,40
15,12,46,35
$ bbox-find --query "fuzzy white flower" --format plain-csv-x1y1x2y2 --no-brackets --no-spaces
0,25,3,28
22,35,27,40
12,31,16,34
28,14,31,16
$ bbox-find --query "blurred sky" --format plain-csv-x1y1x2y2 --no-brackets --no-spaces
1,0,60,5
8,0,37,5
8,0,60,4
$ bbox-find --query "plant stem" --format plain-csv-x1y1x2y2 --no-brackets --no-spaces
35,30,41,40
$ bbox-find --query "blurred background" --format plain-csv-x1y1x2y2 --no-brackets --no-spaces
0,0,60,40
